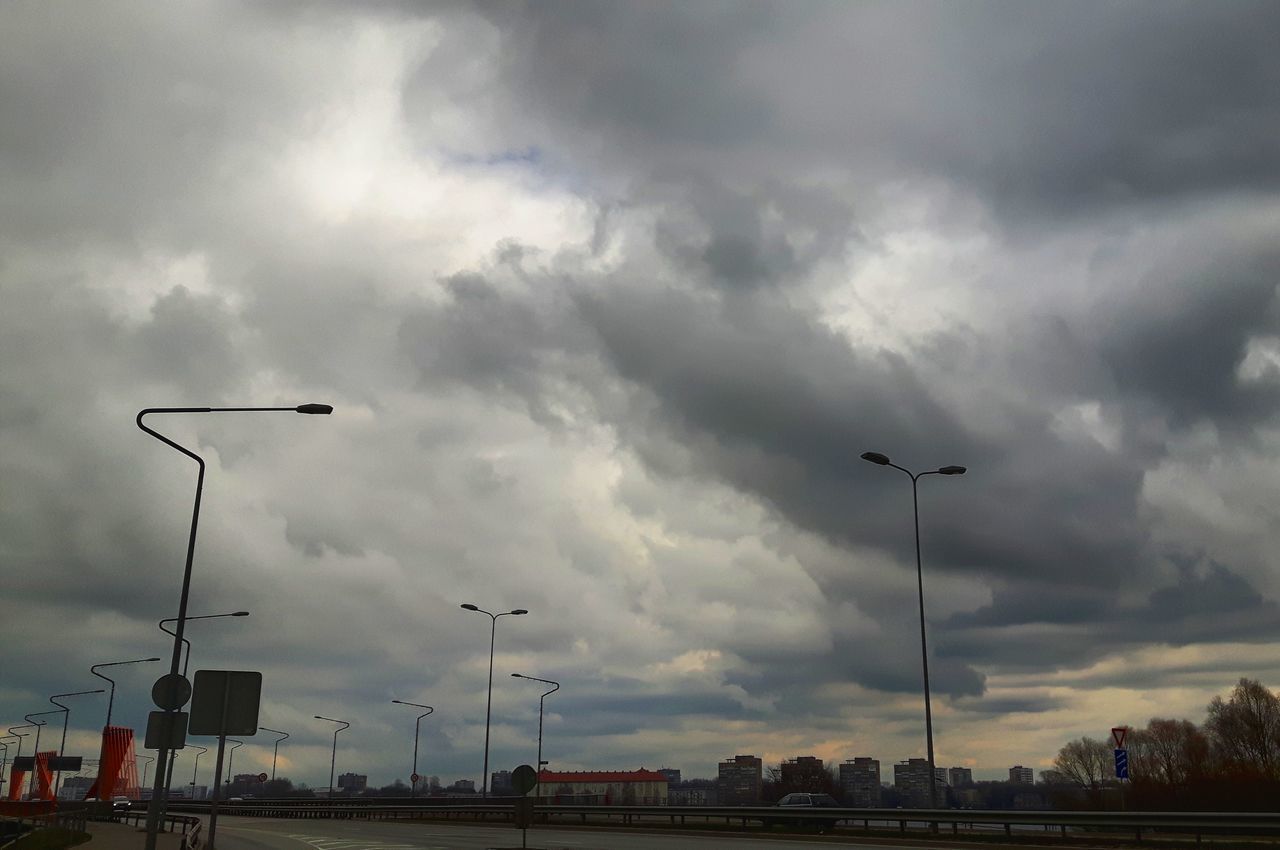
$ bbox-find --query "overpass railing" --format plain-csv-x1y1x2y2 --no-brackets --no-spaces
165,799,1280,842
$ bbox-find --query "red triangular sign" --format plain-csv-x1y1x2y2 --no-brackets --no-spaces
1111,726,1128,749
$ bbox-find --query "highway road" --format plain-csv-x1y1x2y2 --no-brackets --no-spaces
213,816,939,850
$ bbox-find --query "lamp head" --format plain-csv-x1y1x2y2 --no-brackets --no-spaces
938,465,967,475
146,657,162,662
295,404,334,415
510,609,529,615
511,673,523,678
860,451,891,465
232,611,250,617
460,604,479,611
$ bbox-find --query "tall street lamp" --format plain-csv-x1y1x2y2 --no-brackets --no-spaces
189,746,208,798
860,451,965,810
23,712,59,800
49,690,104,799
314,716,349,798
224,739,243,793
511,674,559,774
391,701,433,797
137,402,331,850
258,728,289,783
138,754,154,788
91,658,161,731
6,726,34,800
460,603,527,797
159,612,250,677
158,611,249,808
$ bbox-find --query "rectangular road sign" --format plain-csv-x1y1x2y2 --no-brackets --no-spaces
1114,748,1129,779
189,670,262,736
145,711,188,750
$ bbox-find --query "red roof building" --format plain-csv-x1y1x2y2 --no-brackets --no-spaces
535,769,669,805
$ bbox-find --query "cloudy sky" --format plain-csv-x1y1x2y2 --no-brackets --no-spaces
4,0,1280,790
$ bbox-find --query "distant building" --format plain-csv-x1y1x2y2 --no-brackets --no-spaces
948,767,973,787
535,769,668,805
337,773,367,792
934,767,950,787
781,756,826,792
839,758,881,807
669,779,718,806
446,779,475,793
190,785,209,800
490,770,513,794
657,768,681,787
717,755,762,805
893,759,933,808
1009,766,1034,784
59,777,95,800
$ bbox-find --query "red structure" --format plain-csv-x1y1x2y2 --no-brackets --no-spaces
33,752,55,801
6,765,25,801
82,727,139,801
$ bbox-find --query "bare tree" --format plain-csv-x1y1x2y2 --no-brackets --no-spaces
1130,718,1210,785
1204,678,1280,779
1053,736,1112,790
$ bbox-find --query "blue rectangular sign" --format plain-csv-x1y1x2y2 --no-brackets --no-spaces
1114,748,1129,779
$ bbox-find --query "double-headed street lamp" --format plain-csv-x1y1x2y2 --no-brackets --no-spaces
511,674,559,774
138,754,154,788
314,716,350,798
258,728,289,782
49,690,104,799
224,739,243,793
460,603,527,797
137,402,332,850
860,451,965,810
391,701,433,797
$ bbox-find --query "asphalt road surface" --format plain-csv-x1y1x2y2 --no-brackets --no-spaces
212,816,945,850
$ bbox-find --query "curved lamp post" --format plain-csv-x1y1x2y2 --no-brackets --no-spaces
6,726,34,800
189,746,208,798
511,674,559,774
314,716,350,798
391,701,433,797
137,754,154,788
460,604,527,797
861,451,965,810
91,658,161,730
224,740,243,793
49,690,104,799
137,402,331,850
0,736,18,800
257,728,289,783
23,712,60,800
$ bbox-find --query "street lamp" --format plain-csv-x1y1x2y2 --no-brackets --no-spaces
91,658,162,730
510,674,559,775
0,736,18,800
137,402,331,850
189,746,208,798
313,716,349,798
258,728,289,783
224,740,243,794
49,690,104,799
860,450,965,810
137,754,154,788
157,612,249,807
23,712,59,800
6,726,34,801
159,612,250,677
390,701,433,797
460,603,527,797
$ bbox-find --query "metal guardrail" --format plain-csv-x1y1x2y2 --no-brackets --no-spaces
165,799,1280,841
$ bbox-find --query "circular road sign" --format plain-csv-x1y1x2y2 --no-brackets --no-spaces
258,773,269,782
410,773,420,784
151,673,193,711
511,763,538,796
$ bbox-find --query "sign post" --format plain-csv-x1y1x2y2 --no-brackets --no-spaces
190,671,262,850
1112,726,1130,810
511,763,538,849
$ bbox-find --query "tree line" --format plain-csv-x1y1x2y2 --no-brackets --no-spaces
1047,678,1280,811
